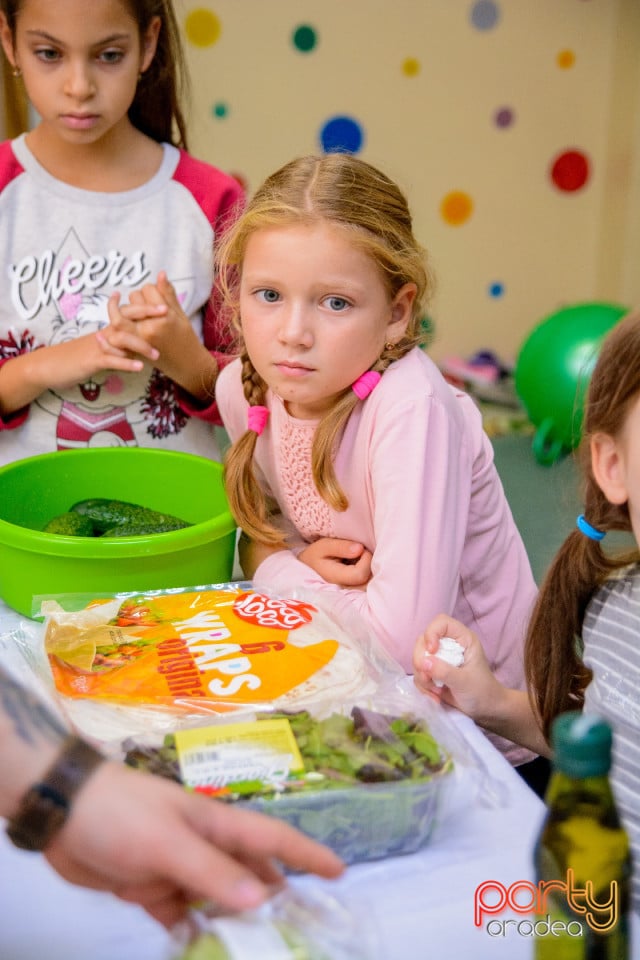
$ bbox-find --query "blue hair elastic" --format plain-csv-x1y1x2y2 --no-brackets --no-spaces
576,514,605,541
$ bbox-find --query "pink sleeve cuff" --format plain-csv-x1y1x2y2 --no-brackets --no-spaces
0,405,29,431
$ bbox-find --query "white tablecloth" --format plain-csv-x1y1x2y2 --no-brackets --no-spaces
0,600,563,959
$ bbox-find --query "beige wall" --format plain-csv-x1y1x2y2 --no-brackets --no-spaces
3,2,637,364
178,0,640,363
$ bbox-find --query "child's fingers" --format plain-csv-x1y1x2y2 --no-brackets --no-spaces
94,332,144,372
157,271,181,310
119,301,168,321
96,329,159,364
422,615,474,653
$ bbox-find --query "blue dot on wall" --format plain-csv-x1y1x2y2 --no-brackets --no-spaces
320,116,364,154
470,1,501,30
489,282,505,298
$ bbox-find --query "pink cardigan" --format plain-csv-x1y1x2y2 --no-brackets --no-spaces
217,348,537,764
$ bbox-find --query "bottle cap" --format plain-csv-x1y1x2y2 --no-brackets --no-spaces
551,710,612,778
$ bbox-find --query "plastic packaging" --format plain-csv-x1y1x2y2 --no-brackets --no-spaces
20,583,395,745
170,884,375,960
5,583,505,865
123,696,455,865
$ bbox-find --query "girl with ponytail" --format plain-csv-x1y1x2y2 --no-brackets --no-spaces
415,311,640,799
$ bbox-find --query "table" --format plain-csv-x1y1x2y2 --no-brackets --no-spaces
0,599,550,959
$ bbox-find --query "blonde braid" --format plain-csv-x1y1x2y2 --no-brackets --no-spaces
223,353,286,545
312,339,413,509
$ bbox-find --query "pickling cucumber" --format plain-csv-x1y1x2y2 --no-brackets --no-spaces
101,518,190,537
70,498,191,534
43,512,96,537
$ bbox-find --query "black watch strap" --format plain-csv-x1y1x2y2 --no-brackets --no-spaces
6,735,104,852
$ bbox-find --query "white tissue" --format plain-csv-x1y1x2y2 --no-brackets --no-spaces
433,636,465,687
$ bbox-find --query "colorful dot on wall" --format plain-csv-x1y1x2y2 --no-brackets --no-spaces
557,49,576,69
319,115,364,154
292,24,318,52
549,149,590,192
212,102,228,119
402,58,421,77
489,282,505,298
494,106,514,128
440,190,474,226
184,9,222,48
470,0,501,31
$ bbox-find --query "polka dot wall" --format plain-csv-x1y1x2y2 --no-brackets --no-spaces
178,0,639,361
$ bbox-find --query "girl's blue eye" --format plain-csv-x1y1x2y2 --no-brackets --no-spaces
257,289,280,303
325,296,349,311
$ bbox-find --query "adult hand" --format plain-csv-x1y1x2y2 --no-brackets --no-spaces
44,759,344,929
299,538,372,587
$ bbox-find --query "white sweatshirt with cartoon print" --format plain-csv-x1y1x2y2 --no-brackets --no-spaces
0,135,243,466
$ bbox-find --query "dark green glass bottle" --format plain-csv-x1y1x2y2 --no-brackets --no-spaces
534,711,631,959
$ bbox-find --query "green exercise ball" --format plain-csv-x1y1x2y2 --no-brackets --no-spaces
515,301,628,465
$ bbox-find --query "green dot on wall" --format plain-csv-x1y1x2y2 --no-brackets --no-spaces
292,24,318,53
212,102,228,119
185,9,222,48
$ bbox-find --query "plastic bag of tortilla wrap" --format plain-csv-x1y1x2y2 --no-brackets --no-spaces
29,583,400,747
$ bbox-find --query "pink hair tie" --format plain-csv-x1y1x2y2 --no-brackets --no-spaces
247,405,269,435
352,370,381,400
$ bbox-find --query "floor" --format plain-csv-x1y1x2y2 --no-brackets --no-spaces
491,434,582,584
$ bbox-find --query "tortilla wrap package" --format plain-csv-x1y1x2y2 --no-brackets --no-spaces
22,584,399,746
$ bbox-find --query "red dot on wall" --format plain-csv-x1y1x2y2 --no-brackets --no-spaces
550,149,590,192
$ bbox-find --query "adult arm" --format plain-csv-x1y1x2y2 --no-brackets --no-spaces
0,666,343,928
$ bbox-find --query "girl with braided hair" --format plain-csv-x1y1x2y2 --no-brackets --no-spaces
215,153,538,767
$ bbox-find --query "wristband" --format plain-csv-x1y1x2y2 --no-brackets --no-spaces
6,735,104,852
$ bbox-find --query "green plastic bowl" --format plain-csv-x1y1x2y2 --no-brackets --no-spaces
0,448,237,617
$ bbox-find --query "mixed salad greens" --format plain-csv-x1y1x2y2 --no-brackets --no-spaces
124,706,450,801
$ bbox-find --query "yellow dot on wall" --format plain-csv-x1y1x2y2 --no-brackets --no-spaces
440,191,473,226
402,58,420,77
556,49,575,69
185,8,222,48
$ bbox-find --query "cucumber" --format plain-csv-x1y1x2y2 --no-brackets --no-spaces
43,512,96,537
101,518,190,537
70,498,191,534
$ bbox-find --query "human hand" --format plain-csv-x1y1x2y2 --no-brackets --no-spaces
413,614,501,719
122,272,217,398
298,538,372,587
22,325,152,396
44,760,344,929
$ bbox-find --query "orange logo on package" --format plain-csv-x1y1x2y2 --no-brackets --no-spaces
45,589,340,712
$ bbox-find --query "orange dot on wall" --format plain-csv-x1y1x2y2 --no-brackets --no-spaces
402,58,420,77
440,191,474,226
185,9,222,47
556,49,575,69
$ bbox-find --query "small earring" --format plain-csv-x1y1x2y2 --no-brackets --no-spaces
385,341,395,351
12,66,21,78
